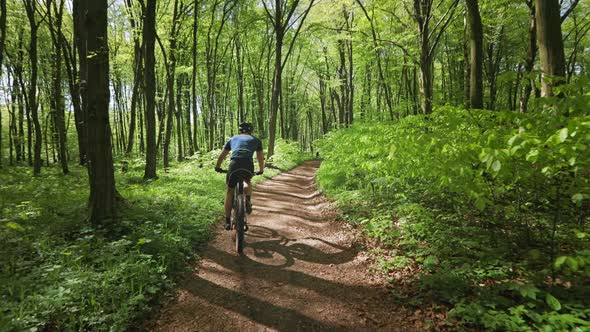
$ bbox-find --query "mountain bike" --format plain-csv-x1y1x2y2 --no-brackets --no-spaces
219,169,260,254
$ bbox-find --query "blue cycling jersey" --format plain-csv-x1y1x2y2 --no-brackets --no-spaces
224,134,263,160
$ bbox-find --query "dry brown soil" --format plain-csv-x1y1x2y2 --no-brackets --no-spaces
149,160,421,331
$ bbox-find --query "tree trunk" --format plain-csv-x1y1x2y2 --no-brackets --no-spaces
24,1,42,175
176,75,183,162
76,0,118,225
266,0,315,158
520,1,537,113
125,0,142,155
535,0,566,97
62,34,87,164
0,0,5,166
48,0,69,174
191,0,199,152
143,0,157,179
267,23,283,158
236,37,245,123
163,0,179,168
466,0,483,109
356,0,393,119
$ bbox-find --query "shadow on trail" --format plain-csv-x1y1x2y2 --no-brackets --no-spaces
203,243,371,303
184,275,345,331
243,225,359,268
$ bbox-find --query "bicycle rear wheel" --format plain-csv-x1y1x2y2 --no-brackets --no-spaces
234,183,245,254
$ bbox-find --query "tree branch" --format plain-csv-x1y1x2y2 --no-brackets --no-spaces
428,0,460,58
561,0,580,22
281,0,315,70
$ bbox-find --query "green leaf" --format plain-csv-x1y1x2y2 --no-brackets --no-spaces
137,238,152,245
558,128,568,143
545,293,561,311
554,256,567,269
566,257,579,272
572,193,585,203
475,197,486,211
491,160,502,173
4,221,24,231
568,157,576,166
423,255,439,268
526,149,539,163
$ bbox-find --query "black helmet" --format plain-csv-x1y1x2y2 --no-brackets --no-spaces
239,122,253,133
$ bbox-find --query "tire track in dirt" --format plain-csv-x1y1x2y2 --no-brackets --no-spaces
149,160,417,331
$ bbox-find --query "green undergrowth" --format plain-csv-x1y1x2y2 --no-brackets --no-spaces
0,139,309,331
317,84,590,331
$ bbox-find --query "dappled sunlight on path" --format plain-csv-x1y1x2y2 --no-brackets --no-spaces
149,161,416,331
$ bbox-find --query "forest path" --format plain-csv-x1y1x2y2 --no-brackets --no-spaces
149,160,417,331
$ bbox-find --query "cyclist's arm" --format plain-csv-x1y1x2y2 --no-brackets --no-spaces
256,150,265,172
216,149,230,169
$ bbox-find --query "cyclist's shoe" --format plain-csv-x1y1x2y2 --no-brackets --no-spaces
224,218,231,230
246,199,252,214
244,222,249,232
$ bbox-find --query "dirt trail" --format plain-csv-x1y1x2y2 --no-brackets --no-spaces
150,160,417,331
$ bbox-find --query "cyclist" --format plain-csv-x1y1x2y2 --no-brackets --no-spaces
215,122,264,230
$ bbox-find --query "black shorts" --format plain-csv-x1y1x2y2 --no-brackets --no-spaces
226,158,254,188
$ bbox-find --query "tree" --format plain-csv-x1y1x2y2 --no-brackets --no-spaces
535,0,566,97
412,0,460,114
465,0,483,109
24,0,43,175
519,0,536,113
356,0,394,119
76,0,118,224
46,0,69,174
263,0,315,158
0,0,6,167
125,0,143,155
143,0,158,180
162,0,182,168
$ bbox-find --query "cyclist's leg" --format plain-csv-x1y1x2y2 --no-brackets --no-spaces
245,179,252,196
224,186,234,230
224,186,234,219
245,178,253,214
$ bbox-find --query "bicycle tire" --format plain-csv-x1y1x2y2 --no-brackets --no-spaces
234,183,245,254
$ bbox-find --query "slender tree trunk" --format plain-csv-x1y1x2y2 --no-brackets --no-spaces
419,31,434,114
266,0,315,158
163,0,179,168
191,0,200,152
125,0,142,155
346,16,354,125
48,0,69,174
176,75,183,161
356,0,393,119
535,0,566,97
466,0,483,108
236,37,245,123
0,0,5,166
520,1,537,113
10,73,21,163
24,1,42,175
143,0,157,179
62,34,87,164
268,23,283,158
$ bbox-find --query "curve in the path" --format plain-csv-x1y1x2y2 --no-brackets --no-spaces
150,160,415,332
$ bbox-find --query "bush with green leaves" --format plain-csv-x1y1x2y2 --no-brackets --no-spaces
316,82,590,330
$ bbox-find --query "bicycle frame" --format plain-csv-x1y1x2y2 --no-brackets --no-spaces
221,168,256,254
